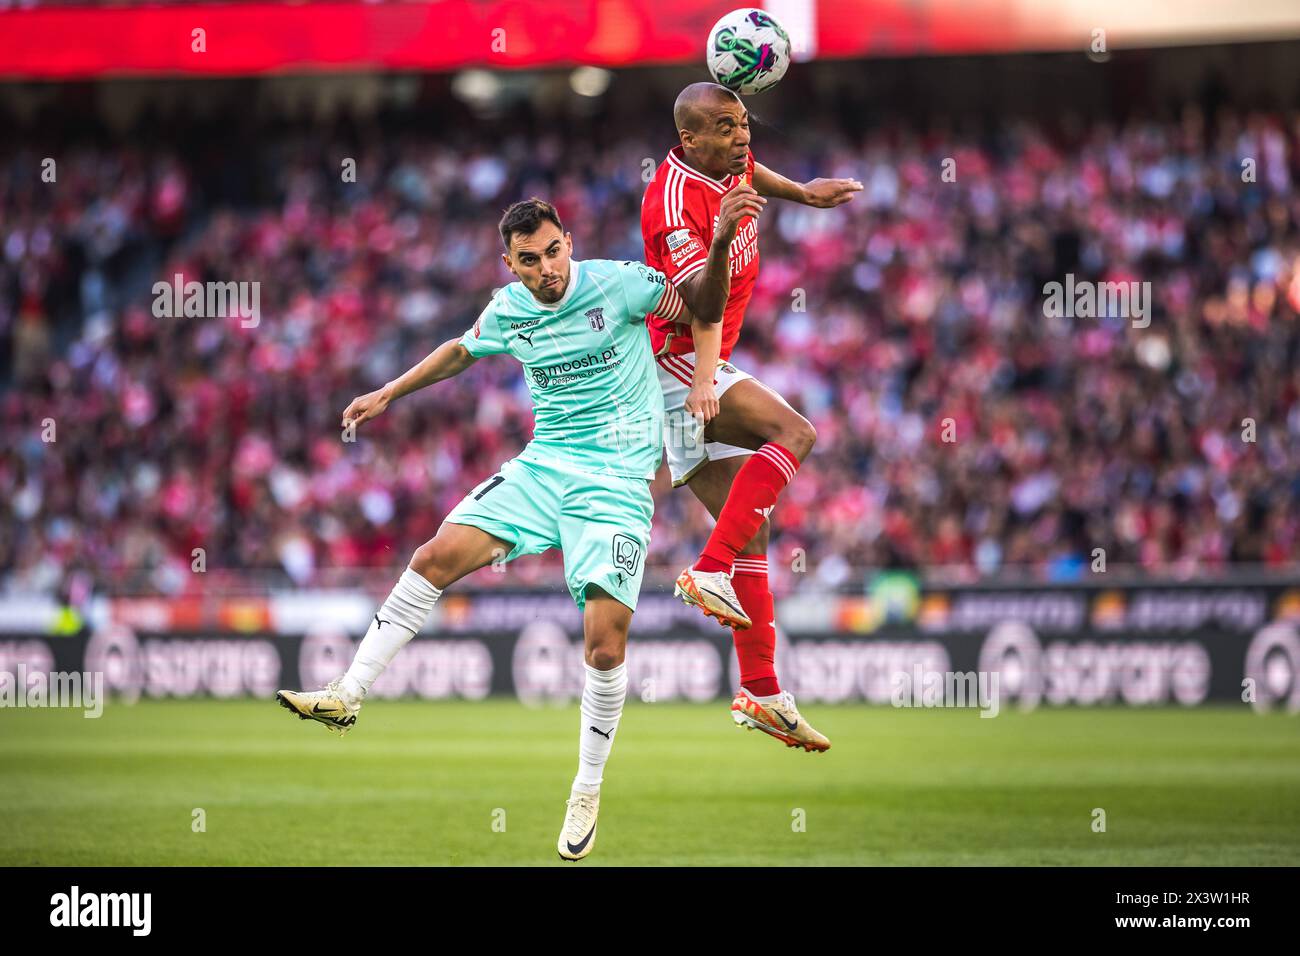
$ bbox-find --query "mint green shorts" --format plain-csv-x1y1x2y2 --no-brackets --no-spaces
444,455,653,611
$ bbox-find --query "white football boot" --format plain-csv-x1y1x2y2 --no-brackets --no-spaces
673,566,752,630
731,688,831,752
557,788,601,861
276,679,361,736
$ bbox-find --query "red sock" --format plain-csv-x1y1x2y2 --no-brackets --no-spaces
731,556,779,697
694,443,800,574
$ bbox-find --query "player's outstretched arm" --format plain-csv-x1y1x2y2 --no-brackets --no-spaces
752,161,862,208
340,337,477,429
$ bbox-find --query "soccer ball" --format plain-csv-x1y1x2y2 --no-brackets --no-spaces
706,8,792,96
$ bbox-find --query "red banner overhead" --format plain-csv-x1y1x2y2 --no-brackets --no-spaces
0,1,735,79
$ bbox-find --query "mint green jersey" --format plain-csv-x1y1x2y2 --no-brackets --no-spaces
459,259,682,480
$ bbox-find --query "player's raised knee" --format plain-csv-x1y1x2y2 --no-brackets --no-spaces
408,541,453,587
780,415,816,461
585,642,624,671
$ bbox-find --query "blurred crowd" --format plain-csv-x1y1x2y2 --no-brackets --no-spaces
3,100,1300,600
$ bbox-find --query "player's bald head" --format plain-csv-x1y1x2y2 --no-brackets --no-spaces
673,82,742,135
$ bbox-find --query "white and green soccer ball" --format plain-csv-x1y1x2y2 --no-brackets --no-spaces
706,7,792,96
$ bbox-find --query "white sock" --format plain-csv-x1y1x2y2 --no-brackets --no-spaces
342,567,442,702
574,661,627,792
743,685,781,704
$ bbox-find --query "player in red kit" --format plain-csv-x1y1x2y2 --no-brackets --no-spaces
642,82,861,752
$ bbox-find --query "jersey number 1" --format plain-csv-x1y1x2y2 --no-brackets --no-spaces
473,475,505,500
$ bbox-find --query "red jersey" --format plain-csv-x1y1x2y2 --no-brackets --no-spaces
641,146,759,361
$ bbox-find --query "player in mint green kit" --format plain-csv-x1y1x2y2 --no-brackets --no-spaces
275,199,715,862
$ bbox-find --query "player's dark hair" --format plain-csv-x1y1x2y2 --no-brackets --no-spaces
499,198,564,251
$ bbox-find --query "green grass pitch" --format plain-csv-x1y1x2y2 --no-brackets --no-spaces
2,699,1297,866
